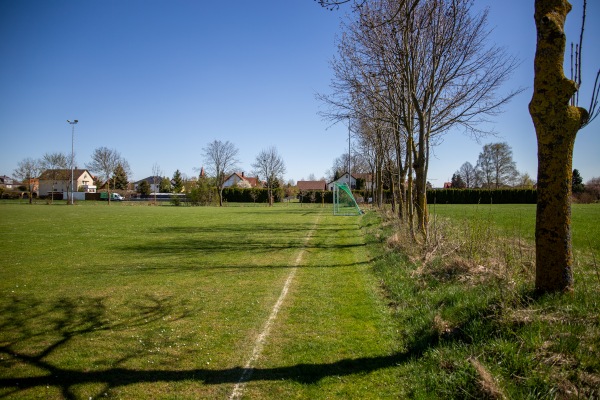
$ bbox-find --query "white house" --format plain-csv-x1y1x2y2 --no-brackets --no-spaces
327,173,374,191
38,169,96,196
328,173,357,191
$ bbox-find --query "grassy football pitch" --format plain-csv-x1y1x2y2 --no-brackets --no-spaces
0,203,400,399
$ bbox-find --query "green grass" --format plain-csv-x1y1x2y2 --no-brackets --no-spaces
369,203,600,398
428,203,600,252
3,201,598,398
0,202,400,399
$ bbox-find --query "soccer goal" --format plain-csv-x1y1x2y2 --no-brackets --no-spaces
333,182,362,216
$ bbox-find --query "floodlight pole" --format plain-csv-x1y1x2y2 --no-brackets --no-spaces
67,119,78,205
348,120,351,188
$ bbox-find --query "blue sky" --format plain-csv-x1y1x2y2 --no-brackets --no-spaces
1,0,598,185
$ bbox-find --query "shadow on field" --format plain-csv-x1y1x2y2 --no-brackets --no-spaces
114,221,366,268
0,293,428,399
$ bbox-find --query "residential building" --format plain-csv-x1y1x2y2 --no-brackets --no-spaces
297,180,327,191
328,172,375,191
133,176,163,193
223,172,263,188
328,172,357,191
38,169,96,196
0,175,15,189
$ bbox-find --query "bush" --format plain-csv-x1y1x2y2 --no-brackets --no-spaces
170,195,181,206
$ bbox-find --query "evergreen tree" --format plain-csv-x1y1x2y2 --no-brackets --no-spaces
572,169,584,193
172,169,184,193
137,180,151,197
451,173,466,189
112,163,129,190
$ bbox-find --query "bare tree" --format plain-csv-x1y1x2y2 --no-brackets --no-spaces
252,147,286,206
529,0,599,293
320,0,521,240
458,161,477,189
41,152,69,203
152,163,162,205
86,147,121,205
202,140,239,207
13,157,42,204
515,172,536,189
476,143,518,189
585,177,600,201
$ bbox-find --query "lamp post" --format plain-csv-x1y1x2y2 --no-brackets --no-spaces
67,119,78,205
348,119,351,188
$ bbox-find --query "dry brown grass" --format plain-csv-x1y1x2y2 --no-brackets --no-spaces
468,357,506,400
384,211,535,292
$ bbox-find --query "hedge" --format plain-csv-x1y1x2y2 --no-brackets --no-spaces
298,190,333,204
221,187,270,203
427,189,537,204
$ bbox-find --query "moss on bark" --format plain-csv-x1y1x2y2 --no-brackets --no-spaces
529,0,589,293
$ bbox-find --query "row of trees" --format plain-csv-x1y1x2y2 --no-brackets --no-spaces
316,0,599,292
201,140,286,207
451,142,534,189
318,0,521,241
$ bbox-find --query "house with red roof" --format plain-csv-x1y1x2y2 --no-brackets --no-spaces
223,172,263,188
297,180,327,191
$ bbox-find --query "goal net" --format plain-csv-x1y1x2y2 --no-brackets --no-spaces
333,182,362,216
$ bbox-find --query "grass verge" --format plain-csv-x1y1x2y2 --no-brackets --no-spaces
365,204,600,398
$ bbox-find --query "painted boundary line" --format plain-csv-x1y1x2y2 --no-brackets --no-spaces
229,215,321,400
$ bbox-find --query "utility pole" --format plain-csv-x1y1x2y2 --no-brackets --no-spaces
67,119,78,205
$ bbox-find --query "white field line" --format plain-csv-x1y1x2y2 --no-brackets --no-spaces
229,216,320,400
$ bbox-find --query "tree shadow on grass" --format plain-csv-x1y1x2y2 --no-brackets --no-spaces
0,294,438,400
114,221,367,268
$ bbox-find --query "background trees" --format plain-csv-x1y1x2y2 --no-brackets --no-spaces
86,147,122,205
159,177,172,193
572,169,585,194
172,170,184,193
41,152,69,203
451,142,525,189
13,158,42,204
137,180,151,197
450,173,466,189
458,162,477,189
252,147,286,206
476,142,518,189
111,161,131,191
202,140,239,207
151,163,162,204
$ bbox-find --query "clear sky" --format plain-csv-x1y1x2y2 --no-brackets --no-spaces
1,0,598,186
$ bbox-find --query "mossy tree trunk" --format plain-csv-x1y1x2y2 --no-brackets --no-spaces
529,0,589,293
